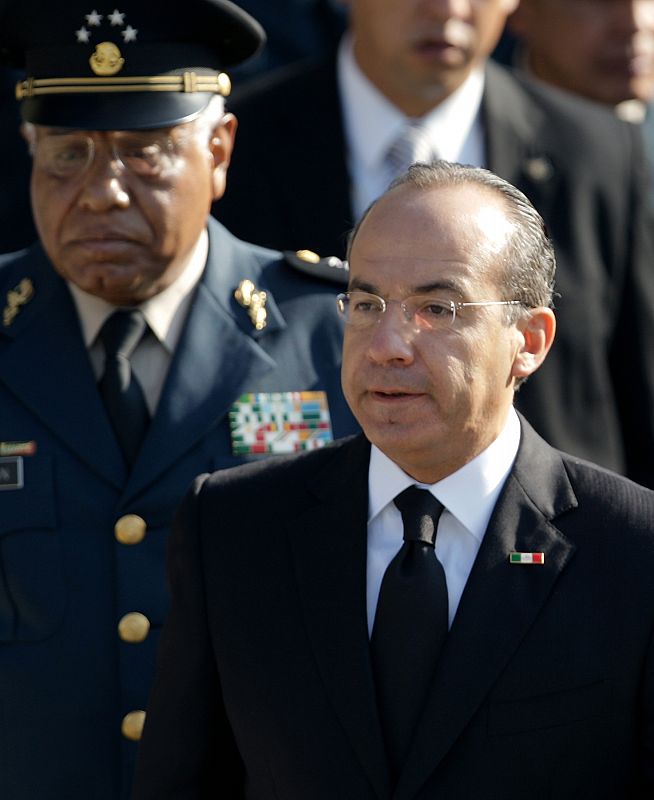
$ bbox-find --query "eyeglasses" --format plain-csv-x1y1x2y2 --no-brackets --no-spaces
31,129,191,180
336,290,523,331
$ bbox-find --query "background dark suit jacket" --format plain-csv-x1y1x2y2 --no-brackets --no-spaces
0,217,358,799
133,417,654,799
217,58,654,489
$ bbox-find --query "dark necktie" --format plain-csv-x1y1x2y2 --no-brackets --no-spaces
370,485,448,781
98,309,150,466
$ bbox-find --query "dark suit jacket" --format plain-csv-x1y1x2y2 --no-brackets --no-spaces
216,58,654,489
133,417,654,799
0,217,358,799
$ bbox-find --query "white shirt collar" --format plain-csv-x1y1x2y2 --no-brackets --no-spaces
337,33,486,171
368,406,521,540
68,227,208,354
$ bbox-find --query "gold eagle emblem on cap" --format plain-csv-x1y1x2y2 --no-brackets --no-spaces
90,41,125,76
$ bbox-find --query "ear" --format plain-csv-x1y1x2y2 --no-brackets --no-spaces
511,307,556,381
208,112,238,202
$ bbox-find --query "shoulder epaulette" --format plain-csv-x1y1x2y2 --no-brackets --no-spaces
284,249,349,286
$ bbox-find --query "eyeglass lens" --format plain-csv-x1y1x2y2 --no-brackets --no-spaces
338,291,455,330
35,131,178,179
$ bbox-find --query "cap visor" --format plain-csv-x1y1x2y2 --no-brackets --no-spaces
21,91,214,130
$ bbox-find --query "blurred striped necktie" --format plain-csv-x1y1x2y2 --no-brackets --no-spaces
385,120,436,182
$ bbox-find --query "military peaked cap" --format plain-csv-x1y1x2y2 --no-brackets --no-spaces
0,0,265,129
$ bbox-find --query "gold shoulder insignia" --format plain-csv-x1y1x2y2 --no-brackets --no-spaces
285,250,349,286
234,279,267,331
3,278,35,327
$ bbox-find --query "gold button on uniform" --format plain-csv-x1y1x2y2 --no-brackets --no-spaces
121,710,146,741
118,612,150,643
114,514,146,545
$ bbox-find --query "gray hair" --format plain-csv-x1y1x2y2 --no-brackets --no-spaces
347,160,556,319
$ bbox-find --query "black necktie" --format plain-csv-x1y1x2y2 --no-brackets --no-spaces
98,309,150,466
370,485,448,781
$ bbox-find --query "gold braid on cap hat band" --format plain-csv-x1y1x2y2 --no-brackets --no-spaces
16,71,232,100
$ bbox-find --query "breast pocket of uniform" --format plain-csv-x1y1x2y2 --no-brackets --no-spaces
0,455,62,642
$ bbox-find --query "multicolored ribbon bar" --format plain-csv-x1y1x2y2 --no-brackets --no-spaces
229,391,333,455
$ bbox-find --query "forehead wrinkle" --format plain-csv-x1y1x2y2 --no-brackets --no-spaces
350,249,489,294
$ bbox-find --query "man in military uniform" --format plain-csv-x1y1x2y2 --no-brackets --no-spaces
0,1,357,797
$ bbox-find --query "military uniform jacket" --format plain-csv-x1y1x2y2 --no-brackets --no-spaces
0,217,358,799
133,417,654,799
217,58,654,488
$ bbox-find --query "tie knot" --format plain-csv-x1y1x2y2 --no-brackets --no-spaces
394,486,444,546
99,309,148,359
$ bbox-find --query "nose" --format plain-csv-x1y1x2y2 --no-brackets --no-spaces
77,150,130,212
365,303,417,366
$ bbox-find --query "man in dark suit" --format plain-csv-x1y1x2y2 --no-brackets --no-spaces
216,0,654,489
0,1,358,797
134,162,654,799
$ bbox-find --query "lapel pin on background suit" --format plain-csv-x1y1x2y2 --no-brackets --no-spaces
3,278,35,327
523,156,553,183
234,279,268,330
509,551,545,565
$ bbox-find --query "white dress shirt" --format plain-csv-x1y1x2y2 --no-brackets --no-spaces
337,33,486,218
366,408,521,635
68,228,208,415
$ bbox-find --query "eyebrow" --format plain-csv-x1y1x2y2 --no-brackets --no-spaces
348,278,465,297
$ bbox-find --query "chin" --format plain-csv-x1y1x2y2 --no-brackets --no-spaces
364,420,426,455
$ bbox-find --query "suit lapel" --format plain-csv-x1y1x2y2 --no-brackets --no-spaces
395,420,578,800
287,435,391,800
0,251,125,488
